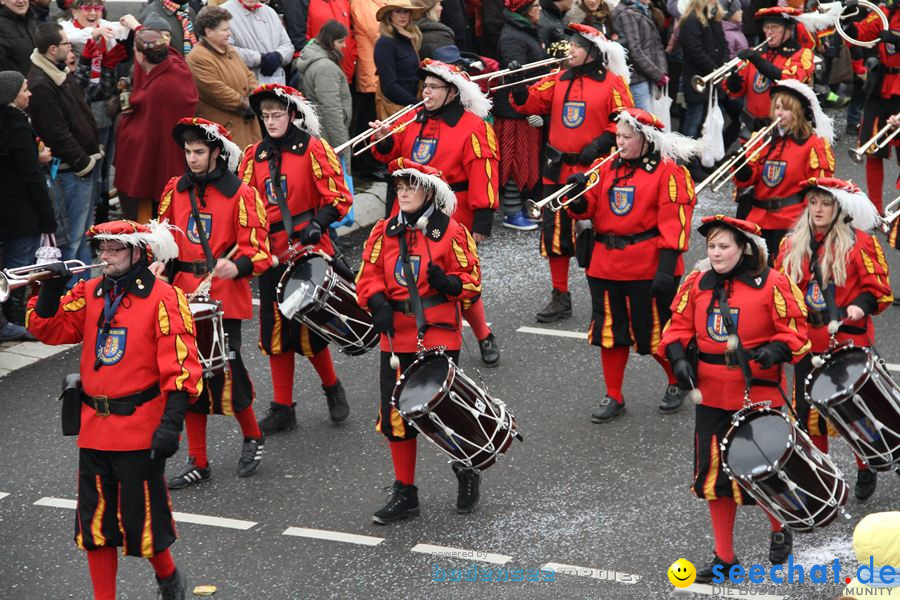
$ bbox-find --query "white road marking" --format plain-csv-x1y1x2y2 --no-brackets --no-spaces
684,582,784,599
412,543,512,565
34,497,256,530
283,527,383,546
541,562,641,584
0,492,9,501
252,298,260,306
885,362,900,373
517,326,587,340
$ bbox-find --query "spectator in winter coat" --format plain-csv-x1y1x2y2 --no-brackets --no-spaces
417,0,456,59
537,0,571,50
223,0,293,84
612,0,667,110
564,0,615,37
138,0,197,56
0,0,38,75
373,0,424,117
284,0,357,82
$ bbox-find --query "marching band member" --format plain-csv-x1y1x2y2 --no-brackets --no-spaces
776,177,893,501
510,23,634,324
733,79,835,260
564,108,700,422
26,220,203,600
239,84,353,434
355,159,484,523
154,118,273,490
368,58,501,367
659,215,810,581
726,7,815,133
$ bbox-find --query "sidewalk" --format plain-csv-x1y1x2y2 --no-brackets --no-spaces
0,340,74,379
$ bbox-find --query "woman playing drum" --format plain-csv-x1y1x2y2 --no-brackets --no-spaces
659,215,810,581
355,158,484,524
775,177,893,501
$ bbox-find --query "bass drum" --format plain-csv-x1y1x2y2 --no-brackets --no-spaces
721,406,849,532
392,348,520,470
805,343,900,472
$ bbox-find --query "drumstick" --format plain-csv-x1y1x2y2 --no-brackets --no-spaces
687,377,703,405
415,216,434,266
187,245,239,303
387,334,400,370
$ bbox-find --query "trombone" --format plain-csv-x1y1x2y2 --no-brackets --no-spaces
818,0,889,48
526,150,622,217
333,100,425,155
849,115,900,162
695,118,781,195
0,260,106,302
692,38,770,93
879,196,900,234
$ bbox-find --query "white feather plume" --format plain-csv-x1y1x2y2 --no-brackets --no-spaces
420,62,493,119
773,79,834,144
273,86,322,137
392,168,457,215
197,122,242,172
91,219,180,263
816,183,881,232
616,110,703,161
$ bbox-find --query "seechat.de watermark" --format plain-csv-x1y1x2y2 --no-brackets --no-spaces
432,564,555,583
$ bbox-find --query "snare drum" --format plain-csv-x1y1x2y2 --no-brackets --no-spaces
721,406,849,531
805,343,900,472
392,348,520,470
276,252,378,356
190,300,228,378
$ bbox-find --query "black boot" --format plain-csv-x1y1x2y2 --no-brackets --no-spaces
536,289,572,323
855,468,877,501
372,481,420,524
94,190,110,225
659,384,685,414
478,333,500,367
695,554,740,584
591,396,625,423
257,402,297,435
156,567,187,600
323,380,349,422
769,528,793,565
452,463,481,514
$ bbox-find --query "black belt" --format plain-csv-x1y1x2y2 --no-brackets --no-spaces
594,227,660,250
697,351,780,387
887,67,900,74
174,259,210,276
81,384,161,417
270,209,315,234
449,182,468,192
751,195,803,211
388,294,449,316
545,144,580,165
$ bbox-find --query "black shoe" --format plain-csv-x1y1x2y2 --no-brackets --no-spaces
536,289,572,323
323,380,349,422
167,458,211,490
372,481,420,524
855,468,877,501
591,396,625,423
695,555,740,584
236,436,264,478
257,402,297,435
478,333,500,367
156,567,187,600
769,528,793,565
452,463,481,514
659,384,685,414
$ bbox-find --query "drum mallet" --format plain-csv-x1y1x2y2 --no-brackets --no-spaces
387,334,400,370
415,216,435,266
688,377,703,405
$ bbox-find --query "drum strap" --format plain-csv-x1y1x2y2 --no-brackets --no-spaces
398,230,427,337
715,287,758,394
267,153,296,241
807,232,842,327
187,187,217,274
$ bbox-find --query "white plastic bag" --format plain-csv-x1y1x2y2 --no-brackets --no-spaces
649,83,673,131
35,233,61,265
700,89,725,168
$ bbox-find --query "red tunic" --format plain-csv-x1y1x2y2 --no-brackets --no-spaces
775,231,893,351
158,171,273,319
355,211,482,353
510,66,634,184
659,264,811,411
239,128,352,258
371,103,499,234
568,154,696,281
727,42,815,119
735,132,835,230
855,8,900,99
25,272,204,451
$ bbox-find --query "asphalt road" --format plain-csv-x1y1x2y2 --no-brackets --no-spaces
1,111,898,600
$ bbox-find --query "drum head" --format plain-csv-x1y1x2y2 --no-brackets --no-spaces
190,302,218,317
808,346,870,404
282,255,328,312
726,413,792,478
397,353,451,416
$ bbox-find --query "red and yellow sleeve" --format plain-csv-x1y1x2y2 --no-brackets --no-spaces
510,72,557,116
155,286,204,399
806,136,835,178
657,163,696,252
773,237,792,272
769,272,811,362
236,186,273,276
157,177,178,222
25,280,89,345
854,8,889,43
446,224,482,301
658,269,701,355
463,120,500,212
309,138,353,220
355,220,388,310
781,47,815,84
606,75,635,134
853,231,894,314
239,144,258,186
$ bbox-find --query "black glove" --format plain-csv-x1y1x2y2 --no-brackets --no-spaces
737,48,760,62
150,391,189,461
650,249,679,298
427,264,463,296
299,220,323,245
578,139,602,166
369,293,395,336
725,70,743,93
878,29,900,46
752,341,791,369
666,342,696,389
35,262,73,318
564,172,590,213
259,51,282,76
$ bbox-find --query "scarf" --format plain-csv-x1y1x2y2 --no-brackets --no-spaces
162,0,197,55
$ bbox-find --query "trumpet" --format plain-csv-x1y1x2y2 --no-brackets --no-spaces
333,100,425,155
879,196,900,234
695,118,781,195
692,38,770,93
472,55,569,85
849,115,900,162
489,68,564,92
526,150,622,218
0,260,106,302
819,0,889,48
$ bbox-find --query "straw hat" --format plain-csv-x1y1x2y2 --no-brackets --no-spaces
376,0,426,22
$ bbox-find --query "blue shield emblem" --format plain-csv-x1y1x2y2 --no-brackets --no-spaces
264,175,288,206
562,101,586,128
752,71,771,93
394,256,421,287
706,308,739,343
412,137,437,164
608,186,635,216
96,327,126,366
186,213,213,245
761,160,787,187
805,281,831,311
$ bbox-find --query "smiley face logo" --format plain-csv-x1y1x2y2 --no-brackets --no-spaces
668,559,696,588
